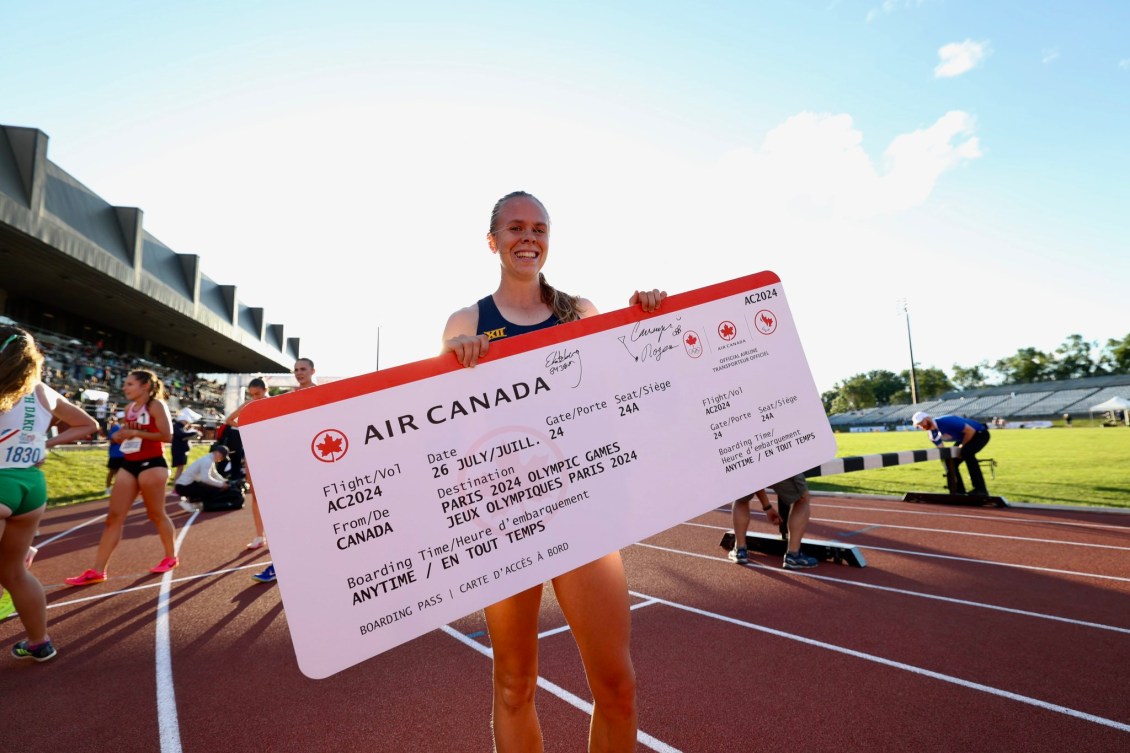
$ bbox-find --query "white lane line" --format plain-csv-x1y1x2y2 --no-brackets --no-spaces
815,517,1129,551
34,497,149,549
705,509,1130,548
157,509,196,753
862,543,1130,583
439,625,681,753
714,502,1130,533
44,562,269,609
625,588,1130,735
536,599,659,640
682,521,1130,582
632,542,1130,635
33,513,109,548
810,502,1130,532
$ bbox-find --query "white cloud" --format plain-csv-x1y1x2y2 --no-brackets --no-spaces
935,39,991,78
714,110,981,219
1119,59,1130,70
1042,48,1060,64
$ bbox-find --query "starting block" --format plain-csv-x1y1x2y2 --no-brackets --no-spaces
903,492,1008,508
719,532,867,568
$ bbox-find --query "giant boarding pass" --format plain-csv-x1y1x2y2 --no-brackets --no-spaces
240,270,835,678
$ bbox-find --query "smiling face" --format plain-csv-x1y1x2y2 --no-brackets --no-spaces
487,195,550,280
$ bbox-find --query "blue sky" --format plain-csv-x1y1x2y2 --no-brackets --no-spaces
3,1,1128,391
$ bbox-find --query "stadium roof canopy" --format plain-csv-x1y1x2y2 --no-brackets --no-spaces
0,124,298,373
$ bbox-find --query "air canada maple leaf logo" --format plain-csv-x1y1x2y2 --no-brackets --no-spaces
311,429,349,463
754,309,777,335
718,321,737,341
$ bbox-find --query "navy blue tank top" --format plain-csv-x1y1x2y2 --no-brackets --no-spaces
476,295,558,342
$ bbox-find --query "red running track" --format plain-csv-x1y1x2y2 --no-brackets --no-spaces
2,492,1128,752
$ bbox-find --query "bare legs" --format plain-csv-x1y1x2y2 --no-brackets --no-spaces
484,552,637,753
91,465,174,572
0,506,48,643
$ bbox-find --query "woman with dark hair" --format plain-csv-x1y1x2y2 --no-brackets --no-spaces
66,369,177,586
441,191,665,752
1,326,98,660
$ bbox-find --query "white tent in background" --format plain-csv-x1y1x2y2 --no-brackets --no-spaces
1088,395,1130,426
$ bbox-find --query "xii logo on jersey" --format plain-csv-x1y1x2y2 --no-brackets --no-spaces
483,327,507,341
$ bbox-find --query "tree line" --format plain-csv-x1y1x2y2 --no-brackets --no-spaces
822,332,1130,414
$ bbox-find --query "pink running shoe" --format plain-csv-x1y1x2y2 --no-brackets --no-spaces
150,557,179,574
65,569,107,586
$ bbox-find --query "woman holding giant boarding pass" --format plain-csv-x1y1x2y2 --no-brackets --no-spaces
442,191,666,753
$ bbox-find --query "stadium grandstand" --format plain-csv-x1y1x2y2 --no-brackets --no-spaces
828,373,1130,431
0,123,299,423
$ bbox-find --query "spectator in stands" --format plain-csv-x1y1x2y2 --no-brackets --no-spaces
65,370,180,586
441,191,665,752
175,445,232,512
95,398,108,435
729,476,819,569
224,378,269,551
1,326,98,662
169,415,201,485
912,411,992,496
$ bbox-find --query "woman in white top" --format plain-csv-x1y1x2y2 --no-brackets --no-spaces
0,327,98,662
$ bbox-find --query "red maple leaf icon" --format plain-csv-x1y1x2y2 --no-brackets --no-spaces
720,323,735,339
685,333,698,346
760,313,774,328
317,434,343,457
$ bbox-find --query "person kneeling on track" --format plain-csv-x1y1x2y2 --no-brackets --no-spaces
175,445,233,512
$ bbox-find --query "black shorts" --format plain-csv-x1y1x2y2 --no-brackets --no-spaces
171,451,189,467
107,456,125,471
119,456,169,478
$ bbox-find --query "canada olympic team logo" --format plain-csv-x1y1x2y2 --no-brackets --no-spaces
311,429,349,463
683,330,703,358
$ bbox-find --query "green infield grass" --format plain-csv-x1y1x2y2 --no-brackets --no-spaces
41,443,213,508
37,427,1129,510
808,426,1130,508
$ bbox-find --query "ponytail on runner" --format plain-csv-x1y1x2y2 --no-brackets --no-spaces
129,369,168,403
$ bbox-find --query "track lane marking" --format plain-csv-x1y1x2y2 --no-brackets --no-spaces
807,501,1130,532
632,542,1130,634
157,508,196,753
440,625,681,752
625,586,1130,734
43,562,270,609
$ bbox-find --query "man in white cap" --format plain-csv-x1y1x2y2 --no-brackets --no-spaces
912,411,992,496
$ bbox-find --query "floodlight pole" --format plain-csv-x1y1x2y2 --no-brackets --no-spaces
900,299,919,404
375,326,381,372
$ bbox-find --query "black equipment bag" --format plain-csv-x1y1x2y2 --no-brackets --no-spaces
202,486,246,512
